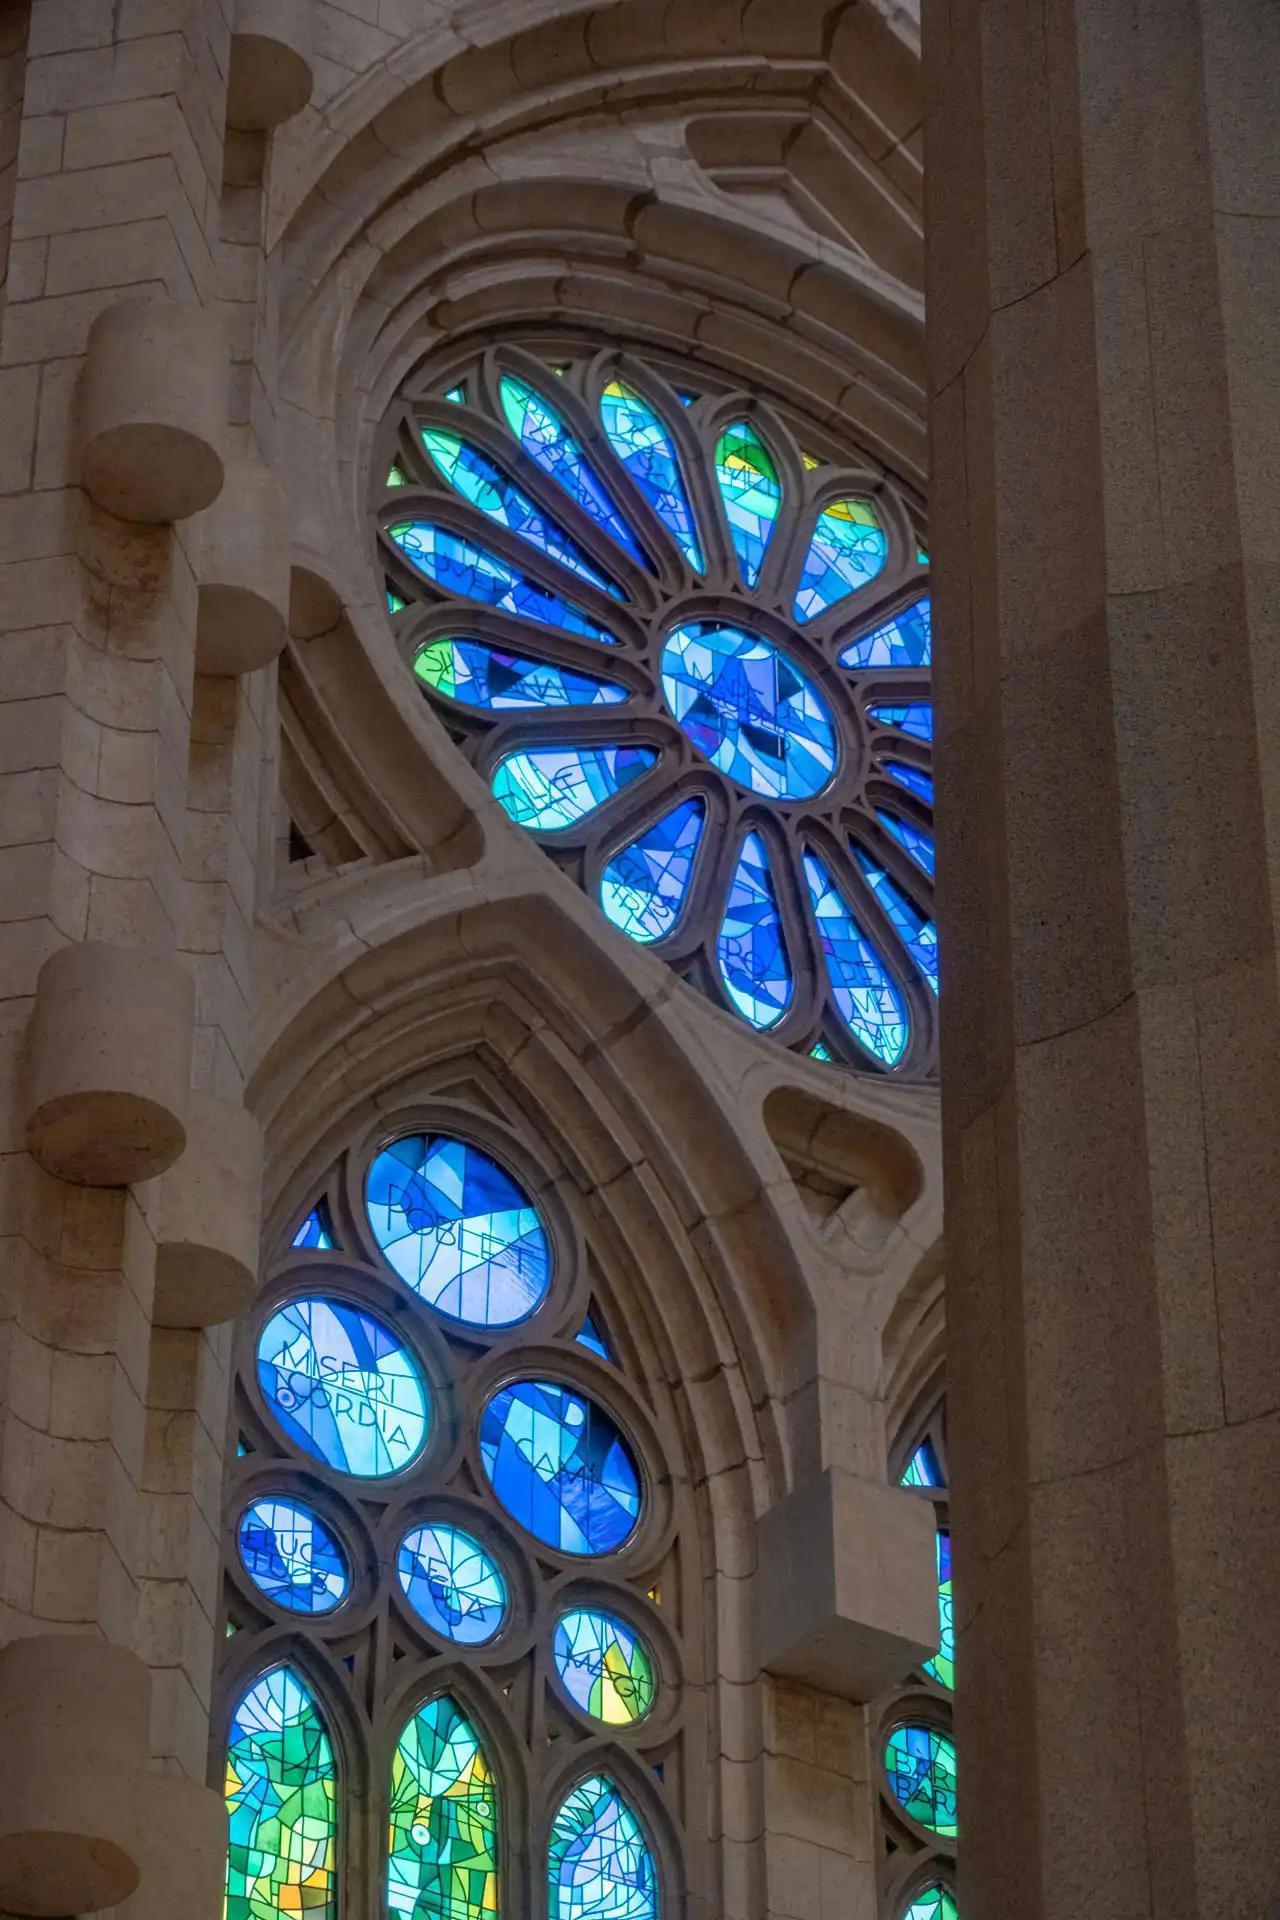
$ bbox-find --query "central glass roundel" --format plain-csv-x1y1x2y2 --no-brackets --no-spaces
660,620,838,800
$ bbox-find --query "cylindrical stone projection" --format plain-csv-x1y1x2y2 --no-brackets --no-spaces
195,455,291,675
227,0,315,129
115,1777,228,1920
79,298,229,524
155,1090,264,1326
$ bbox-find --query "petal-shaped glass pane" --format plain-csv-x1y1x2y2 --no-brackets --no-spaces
600,797,705,944
924,1531,954,1690
387,522,616,644
717,831,793,1030
853,846,939,994
715,419,781,587
839,595,932,668
554,1609,656,1725
575,1309,613,1361
905,1887,958,1920
492,745,657,833
388,1696,499,1920
794,496,888,620
876,809,935,878
900,1438,945,1489
882,760,934,805
600,378,703,572
478,1378,641,1555
499,373,644,563
237,1497,349,1615
422,426,622,597
366,1133,551,1327
803,851,908,1066
868,700,933,742
549,1774,658,1920
291,1202,335,1250
660,623,837,800
396,1523,508,1645
256,1297,430,1478
225,1666,337,1920
414,639,626,710
884,1725,957,1838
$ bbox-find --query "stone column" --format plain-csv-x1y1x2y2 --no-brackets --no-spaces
924,2,1280,1917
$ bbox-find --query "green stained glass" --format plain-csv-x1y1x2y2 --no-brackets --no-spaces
549,1774,657,1920
388,1696,498,1920
388,590,407,613
884,1724,957,1837
904,1887,957,1920
225,1665,336,1920
924,1531,954,1690
388,462,408,487
810,1041,834,1061
554,1608,656,1724
715,420,781,586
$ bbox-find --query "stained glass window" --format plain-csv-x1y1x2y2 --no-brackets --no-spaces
492,745,657,833
715,420,781,587
717,832,793,1029
600,798,705,944
549,1775,658,1920
878,810,935,878
237,1497,350,1615
414,639,627,709
499,373,644,563
660,623,836,800
883,761,934,805
225,1665,336,1920
904,1888,958,1920
366,1133,551,1327
388,523,616,644
839,596,931,669
924,1533,954,1691
396,1523,508,1645
884,1725,957,1838
794,497,887,620
575,1310,613,1361
256,1296,430,1477
803,852,908,1065
292,1203,335,1251
554,1609,656,1724
479,1378,641,1555
600,377,702,572
900,1439,944,1489
852,848,938,996
868,701,933,743
388,1695,499,1920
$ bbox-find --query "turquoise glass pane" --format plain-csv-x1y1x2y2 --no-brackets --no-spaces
904,1888,958,1920
443,384,466,404
839,595,932,668
492,745,656,833
853,846,939,995
388,1696,498,1920
884,1725,957,1837
366,1133,551,1327
600,377,703,571
396,1522,508,1645
575,1310,613,1361
868,701,933,742
292,1203,334,1251
660,623,836,800
225,1666,336,1920
554,1609,656,1724
900,1438,945,1489
499,373,644,563
600,797,704,944
387,522,615,644
717,831,793,1029
877,809,935,878
803,851,908,1066
794,496,888,620
413,638,626,710
388,590,407,613
422,426,622,597
549,1774,658,1920
256,1296,430,1478
715,419,781,587
883,760,934,805
810,1041,834,1062
478,1377,641,1554
237,1497,349,1615
924,1531,954,1690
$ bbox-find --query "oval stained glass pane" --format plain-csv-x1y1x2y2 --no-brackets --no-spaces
387,522,616,644
413,638,626,711
554,1608,656,1725
237,1497,349,1615
256,1296,430,1478
492,745,657,833
876,809,935,878
396,1522,508,1645
803,851,908,1066
924,1531,954,1690
852,846,938,996
839,595,932,669
388,1695,498,1920
868,700,933,743
884,1724,958,1837
549,1774,658,1920
600,797,704,944
499,373,645,564
365,1133,551,1328
715,419,781,587
717,831,794,1030
225,1665,336,1920
904,1888,958,1920
793,496,888,620
478,1378,641,1555
660,623,837,800
600,378,703,572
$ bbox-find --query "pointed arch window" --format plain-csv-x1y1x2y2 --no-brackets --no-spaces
388,1695,500,1920
225,1665,337,1920
548,1775,659,1920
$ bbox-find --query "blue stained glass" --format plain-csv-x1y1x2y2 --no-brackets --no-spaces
422,426,622,598
492,745,656,833
600,797,704,944
499,374,645,564
292,1203,335,1251
839,595,932,669
414,638,626,710
396,1522,508,1644
478,1378,641,1555
256,1296,430,1478
387,522,615,644
803,851,908,1066
237,1497,349,1615
883,760,934,805
900,1438,944,1488
365,1133,551,1327
853,846,939,995
877,808,935,878
660,623,836,800
868,701,933,742
575,1310,613,1361
924,1531,954,1690
553,1609,656,1724
549,1775,658,1920
715,420,781,587
717,832,793,1029
793,496,888,620
600,377,703,572
885,1724,957,1837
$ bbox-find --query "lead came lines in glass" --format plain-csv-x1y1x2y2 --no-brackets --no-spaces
388,1696,499,1920
397,1523,509,1645
225,1665,337,1920
479,1378,641,1556
256,1296,430,1479
549,1775,658,1920
660,623,837,801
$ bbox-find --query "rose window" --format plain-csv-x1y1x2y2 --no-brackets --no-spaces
376,349,935,1073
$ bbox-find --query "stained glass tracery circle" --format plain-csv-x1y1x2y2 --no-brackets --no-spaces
396,1521,509,1645
659,622,838,800
478,1377,642,1555
256,1295,430,1478
553,1607,657,1725
884,1723,958,1838
237,1496,350,1615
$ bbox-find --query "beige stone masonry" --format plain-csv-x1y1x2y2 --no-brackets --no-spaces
116,1776,228,1920
79,296,228,523
154,1088,262,1327
194,454,289,675
227,0,315,133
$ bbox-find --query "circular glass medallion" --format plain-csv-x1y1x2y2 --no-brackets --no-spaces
256,1296,430,1478
478,1378,642,1555
884,1724,957,1837
553,1607,656,1724
365,1133,551,1327
237,1496,349,1615
660,621,837,799
396,1521,508,1645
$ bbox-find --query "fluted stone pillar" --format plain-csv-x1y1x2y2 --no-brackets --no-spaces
924,3,1280,1917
